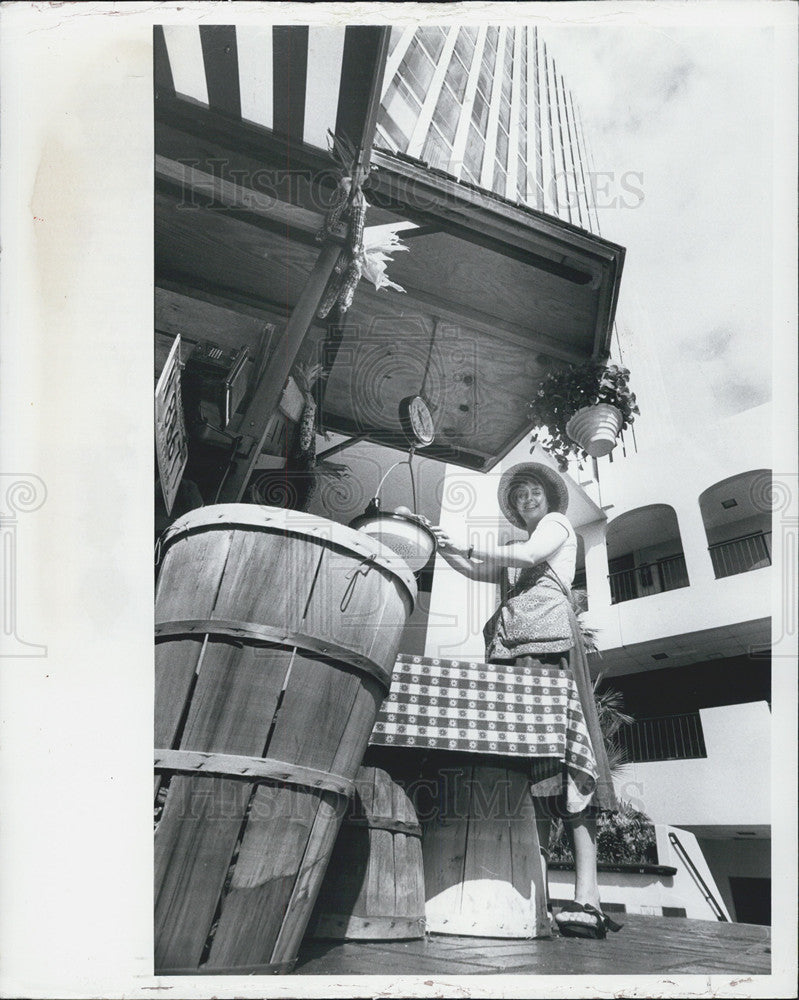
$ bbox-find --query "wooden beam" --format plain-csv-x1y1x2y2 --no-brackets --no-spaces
155,154,328,238
315,434,369,462
215,242,344,503
316,411,492,471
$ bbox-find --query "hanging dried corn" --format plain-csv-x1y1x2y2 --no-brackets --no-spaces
314,130,399,319
316,250,349,319
315,176,352,244
293,362,329,464
347,188,367,257
337,258,364,314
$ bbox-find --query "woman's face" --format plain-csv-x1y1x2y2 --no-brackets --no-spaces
511,478,549,522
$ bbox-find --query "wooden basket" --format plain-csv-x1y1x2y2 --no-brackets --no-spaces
308,766,426,940
154,505,415,974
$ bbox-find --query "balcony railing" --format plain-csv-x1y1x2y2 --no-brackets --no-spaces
617,711,707,762
608,553,689,605
708,531,772,579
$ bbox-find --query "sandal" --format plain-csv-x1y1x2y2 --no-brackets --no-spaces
555,902,624,940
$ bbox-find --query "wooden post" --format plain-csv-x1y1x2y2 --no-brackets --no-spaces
216,242,343,503
212,26,391,504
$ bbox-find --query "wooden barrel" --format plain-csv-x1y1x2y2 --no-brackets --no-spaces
308,766,426,940
419,753,550,938
154,505,416,974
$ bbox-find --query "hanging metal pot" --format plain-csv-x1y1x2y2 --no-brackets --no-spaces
349,498,437,574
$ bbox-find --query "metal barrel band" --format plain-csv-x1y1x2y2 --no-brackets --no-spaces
311,914,426,938
154,748,355,798
345,816,422,837
157,959,297,976
154,618,394,691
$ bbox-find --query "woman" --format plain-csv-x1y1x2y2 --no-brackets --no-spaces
430,462,622,940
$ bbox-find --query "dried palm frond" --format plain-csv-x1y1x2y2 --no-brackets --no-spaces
570,588,601,656
326,129,373,187
361,222,409,294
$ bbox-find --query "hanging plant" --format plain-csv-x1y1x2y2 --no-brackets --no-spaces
529,361,640,471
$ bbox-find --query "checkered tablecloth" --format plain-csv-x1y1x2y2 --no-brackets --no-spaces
369,654,598,789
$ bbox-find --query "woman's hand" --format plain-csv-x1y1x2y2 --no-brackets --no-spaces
429,525,463,556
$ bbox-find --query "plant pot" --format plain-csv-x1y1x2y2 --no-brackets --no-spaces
565,403,623,458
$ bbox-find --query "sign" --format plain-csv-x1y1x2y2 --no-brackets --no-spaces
155,335,188,515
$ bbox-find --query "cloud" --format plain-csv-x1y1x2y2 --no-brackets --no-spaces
539,24,777,431
663,60,696,101
683,326,736,361
712,375,771,413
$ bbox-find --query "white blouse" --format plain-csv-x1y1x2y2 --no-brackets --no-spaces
539,512,577,589
507,511,577,591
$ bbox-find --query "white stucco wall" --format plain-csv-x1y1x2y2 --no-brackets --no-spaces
615,701,770,829
582,403,776,651
696,837,771,921
548,824,733,920
423,462,508,659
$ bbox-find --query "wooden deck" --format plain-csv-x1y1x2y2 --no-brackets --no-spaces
295,913,770,977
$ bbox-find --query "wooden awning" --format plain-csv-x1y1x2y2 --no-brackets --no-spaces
155,54,625,473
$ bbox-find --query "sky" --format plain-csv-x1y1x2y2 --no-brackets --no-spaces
542,20,782,437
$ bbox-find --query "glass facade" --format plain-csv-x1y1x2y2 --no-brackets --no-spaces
377,24,598,232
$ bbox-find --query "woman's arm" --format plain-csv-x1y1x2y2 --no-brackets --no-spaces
429,527,502,583
469,517,569,570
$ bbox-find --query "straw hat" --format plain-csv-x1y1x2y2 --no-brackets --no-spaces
498,462,569,528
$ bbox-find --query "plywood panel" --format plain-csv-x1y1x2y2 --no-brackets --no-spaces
155,192,320,310
319,313,552,456
155,285,277,359
379,231,596,342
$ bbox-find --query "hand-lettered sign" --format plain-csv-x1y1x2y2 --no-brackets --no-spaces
155,335,188,516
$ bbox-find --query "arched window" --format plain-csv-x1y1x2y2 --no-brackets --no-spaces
699,471,772,579
606,504,689,604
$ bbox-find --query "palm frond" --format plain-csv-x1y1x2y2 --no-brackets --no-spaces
570,589,601,656
293,361,328,395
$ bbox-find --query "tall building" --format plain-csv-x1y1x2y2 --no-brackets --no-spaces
377,25,599,232
375,24,675,455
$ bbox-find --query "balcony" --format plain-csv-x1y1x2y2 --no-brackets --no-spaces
609,553,690,605
700,469,772,580
618,711,707,763
709,530,772,579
